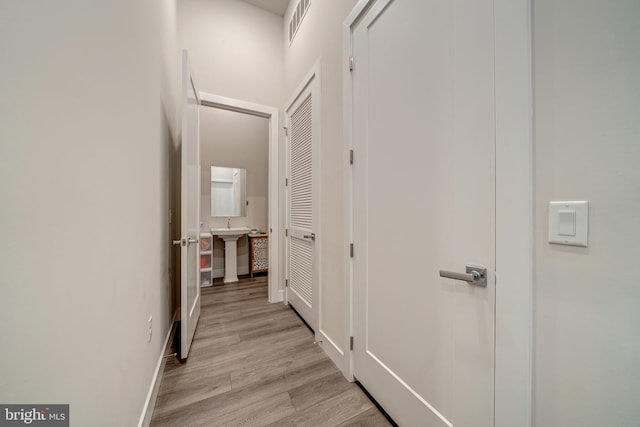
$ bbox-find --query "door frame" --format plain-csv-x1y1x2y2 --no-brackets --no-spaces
343,1,533,426
284,60,321,334
199,92,282,303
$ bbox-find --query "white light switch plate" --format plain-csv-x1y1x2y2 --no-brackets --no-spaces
548,201,589,247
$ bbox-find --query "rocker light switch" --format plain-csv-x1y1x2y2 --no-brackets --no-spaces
558,210,576,236
548,201,588,247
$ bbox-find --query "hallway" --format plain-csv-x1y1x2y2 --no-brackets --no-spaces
150,277,391,426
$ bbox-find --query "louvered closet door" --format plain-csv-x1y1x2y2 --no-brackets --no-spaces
286,75,318,332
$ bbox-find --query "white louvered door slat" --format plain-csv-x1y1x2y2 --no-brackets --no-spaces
286,82,317,331
290,239,313,303
290,95,313,232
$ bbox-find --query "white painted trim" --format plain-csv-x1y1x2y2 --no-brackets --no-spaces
494,0,533,425
285,60,321,115
283,112,290,308
342,3,362,383
342,0,396,385
198,92,282,303
343,0,534,424
317,328,347,374
138,312,177,427
345,0,373,26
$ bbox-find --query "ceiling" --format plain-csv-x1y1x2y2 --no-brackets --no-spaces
240,0,290,17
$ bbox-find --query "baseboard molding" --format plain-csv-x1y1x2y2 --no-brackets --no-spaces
138,310,177,427
318,329,348,378
270,289,285,303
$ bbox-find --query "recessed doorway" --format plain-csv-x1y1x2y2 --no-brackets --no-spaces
199,92,281,303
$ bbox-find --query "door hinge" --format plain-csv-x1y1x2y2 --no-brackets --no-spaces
350,243,354,258
285,178,289,186
283,126,289,136
285,228,289,237
350,336,354,351
285,279,288,287
349,56,354,72
349,149,354,165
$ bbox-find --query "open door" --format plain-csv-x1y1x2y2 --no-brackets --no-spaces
178,50,201,360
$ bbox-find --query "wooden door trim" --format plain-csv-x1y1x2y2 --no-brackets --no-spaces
343,1,534,425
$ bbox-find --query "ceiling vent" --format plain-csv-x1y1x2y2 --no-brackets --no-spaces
288,0,311,44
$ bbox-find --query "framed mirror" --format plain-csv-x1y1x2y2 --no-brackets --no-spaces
211,166,247,217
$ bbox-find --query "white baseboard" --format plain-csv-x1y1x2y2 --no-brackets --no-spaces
138,311,177,427
317,329,349,378
270,289,285,303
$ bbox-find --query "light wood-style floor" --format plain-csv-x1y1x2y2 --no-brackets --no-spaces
150,276,392,427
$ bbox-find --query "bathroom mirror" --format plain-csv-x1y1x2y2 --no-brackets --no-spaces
211,166,247,217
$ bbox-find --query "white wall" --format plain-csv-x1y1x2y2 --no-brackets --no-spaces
0,0,178,425
533,1,640,425
283,0,358,372
200,107,269,277
177,0,284,107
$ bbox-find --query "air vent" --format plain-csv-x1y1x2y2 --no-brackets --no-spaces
288,0,311,44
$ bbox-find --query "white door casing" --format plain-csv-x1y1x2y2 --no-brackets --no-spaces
179,50,201,360
352,0,495,425
285,65,320,333
344,0,533,426
198,92,282,303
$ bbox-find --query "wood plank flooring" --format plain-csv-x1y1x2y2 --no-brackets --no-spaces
150,276,391,427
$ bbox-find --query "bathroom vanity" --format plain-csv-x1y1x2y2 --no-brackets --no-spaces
248,233,269,277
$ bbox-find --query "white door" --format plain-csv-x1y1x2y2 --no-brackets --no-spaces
286,73,319,332
351,0,496,425
179,50,201,360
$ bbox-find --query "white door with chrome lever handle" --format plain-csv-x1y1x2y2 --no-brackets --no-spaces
439,265,487,287
350,1,497,424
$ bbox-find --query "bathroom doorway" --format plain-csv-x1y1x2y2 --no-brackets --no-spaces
198,93,281,303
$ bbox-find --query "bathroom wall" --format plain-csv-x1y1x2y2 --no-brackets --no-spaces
283,0,358,373
0,0,179,425
533,1,640,425
200,106,269,277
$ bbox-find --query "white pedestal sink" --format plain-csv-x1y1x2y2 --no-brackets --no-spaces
211,227,251,283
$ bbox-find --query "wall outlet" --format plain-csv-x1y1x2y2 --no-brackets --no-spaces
148,316,153,343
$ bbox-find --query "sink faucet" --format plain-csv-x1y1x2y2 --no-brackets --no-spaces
227,217,231,229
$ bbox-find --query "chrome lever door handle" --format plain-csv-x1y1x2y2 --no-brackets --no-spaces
172,239,185,246
439,265,487,287
188,238,198,245
303,233,316,241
